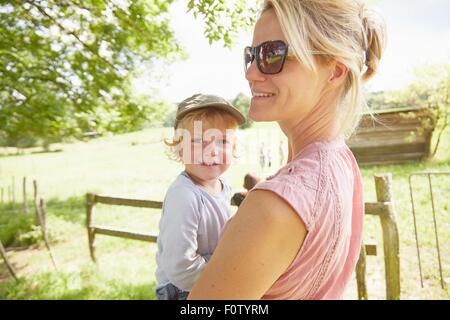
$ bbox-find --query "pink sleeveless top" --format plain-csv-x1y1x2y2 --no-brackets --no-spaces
252,138,364,300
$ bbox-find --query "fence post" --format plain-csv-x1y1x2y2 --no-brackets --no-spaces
36,197,57,270
375,174,401,300
86,193,97,263
0,240,19,281
355,242,368,300
33,180,40,226
23,177,28,214
38,198,48,236
12,176,15,204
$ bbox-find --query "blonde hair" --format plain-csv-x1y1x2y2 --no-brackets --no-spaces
262,0,386,137
165,108,240,162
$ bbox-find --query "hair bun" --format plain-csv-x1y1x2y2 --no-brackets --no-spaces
361,8,387,81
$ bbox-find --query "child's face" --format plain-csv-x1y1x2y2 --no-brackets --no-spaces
179,119,236,182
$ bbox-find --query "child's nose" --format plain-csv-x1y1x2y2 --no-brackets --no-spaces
210,144,218,156
202,141,222,164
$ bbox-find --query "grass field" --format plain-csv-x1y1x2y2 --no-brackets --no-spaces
1,123,449,300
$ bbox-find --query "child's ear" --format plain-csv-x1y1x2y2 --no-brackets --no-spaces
175,136,185,162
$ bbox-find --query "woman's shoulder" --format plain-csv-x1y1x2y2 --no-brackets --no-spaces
251,139,353,229
251,164,319,230
272,138,352,189
259,148,323,192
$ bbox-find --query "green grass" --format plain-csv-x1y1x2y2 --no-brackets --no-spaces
0,205,41,247
0,124,449,299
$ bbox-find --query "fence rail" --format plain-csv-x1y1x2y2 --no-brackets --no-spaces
86,193,161,263
94,195,163,209
86,173,400,300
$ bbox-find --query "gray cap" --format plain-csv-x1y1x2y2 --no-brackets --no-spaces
176,93,246,126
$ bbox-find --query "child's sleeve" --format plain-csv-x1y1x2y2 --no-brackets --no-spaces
158,185,208,291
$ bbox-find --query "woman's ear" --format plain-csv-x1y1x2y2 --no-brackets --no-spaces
328,61,348,86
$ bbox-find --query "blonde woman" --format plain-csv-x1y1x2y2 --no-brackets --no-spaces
189,0,386,300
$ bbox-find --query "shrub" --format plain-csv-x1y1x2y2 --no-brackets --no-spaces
0,208,41,247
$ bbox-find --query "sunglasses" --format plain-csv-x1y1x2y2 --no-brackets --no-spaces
244,40,291,75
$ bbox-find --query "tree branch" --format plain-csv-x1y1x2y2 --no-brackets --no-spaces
24,0,119,72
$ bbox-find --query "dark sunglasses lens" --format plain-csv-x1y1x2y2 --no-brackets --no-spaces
244,47,253,72
259,41,288,74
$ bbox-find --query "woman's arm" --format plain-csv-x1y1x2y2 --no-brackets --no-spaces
188,189,307,300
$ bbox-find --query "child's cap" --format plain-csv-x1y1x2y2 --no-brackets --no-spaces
176,93,246,126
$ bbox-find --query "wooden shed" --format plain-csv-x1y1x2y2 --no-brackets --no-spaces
347,107,436,166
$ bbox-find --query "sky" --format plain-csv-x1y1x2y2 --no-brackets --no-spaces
133,0,450,103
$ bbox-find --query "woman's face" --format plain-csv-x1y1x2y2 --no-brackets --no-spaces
246,9,332,124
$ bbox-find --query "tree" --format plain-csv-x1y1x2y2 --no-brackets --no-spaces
408,63,450,157
0,0,257,148
366,91,411,111
231,92,252,129
365,62,450,158
187,0,258,48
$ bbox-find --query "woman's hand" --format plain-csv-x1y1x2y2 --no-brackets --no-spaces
188,189,307,300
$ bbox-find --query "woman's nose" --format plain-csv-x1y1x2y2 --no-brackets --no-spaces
245,60,266,83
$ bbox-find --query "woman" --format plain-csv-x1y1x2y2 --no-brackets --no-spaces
189,0,386,300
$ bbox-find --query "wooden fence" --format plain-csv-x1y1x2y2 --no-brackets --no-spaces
86,194,162,263
348,107,436,166
356,174,400,300
0,178,57,279
86,174,400,299
0,240,18,281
